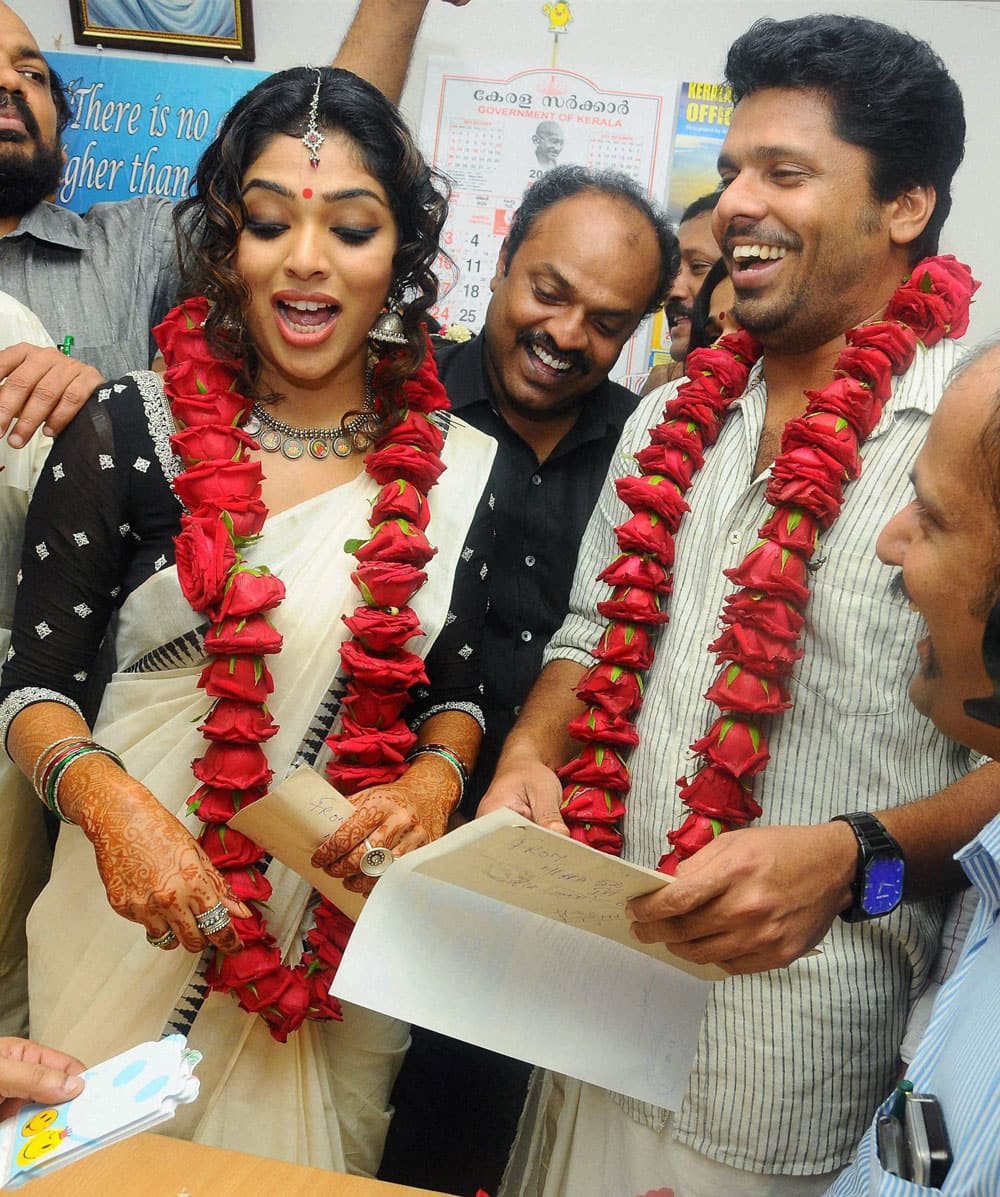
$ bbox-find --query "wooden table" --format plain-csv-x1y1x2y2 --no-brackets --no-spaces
24,1133,458,1196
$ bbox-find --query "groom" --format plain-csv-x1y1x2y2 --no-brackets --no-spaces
483,15,999,1195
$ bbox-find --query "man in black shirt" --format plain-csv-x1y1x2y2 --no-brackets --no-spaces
437,166,678,817
379,166,678,1197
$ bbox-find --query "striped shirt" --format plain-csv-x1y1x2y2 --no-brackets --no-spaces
826,812,1000,1196
545,339,972,1174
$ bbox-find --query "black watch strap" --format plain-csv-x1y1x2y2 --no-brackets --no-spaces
831,812,905,922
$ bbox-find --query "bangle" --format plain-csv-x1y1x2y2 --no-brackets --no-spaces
32,735,89,795
405,743,469,804
41,741,125,824
35,738,94,808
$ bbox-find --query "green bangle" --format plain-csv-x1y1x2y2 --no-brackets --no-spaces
47,744,125,824
405,743,469,802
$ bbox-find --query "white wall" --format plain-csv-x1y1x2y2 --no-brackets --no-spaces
23,0,1000,341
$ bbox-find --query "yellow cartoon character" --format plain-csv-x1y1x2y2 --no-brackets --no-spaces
16,1111,69,1168
543,2,572,33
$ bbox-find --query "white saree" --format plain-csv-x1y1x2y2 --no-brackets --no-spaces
26,410,496,1173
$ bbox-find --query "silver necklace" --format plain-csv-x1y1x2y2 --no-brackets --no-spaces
244,376,379,461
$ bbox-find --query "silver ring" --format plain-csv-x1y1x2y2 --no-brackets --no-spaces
194,902,231,935
146,928,176,949
360,838,394,877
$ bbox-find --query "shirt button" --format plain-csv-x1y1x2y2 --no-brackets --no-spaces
525,554,536,567
513,705,521,716
531,474,542,486
728,530,742,545
521,630,532,642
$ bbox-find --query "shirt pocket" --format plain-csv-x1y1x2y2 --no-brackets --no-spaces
865,1094,944,1196
795,560,916,718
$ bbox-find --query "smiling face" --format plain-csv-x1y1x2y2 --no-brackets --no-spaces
0,3,62,222
665,209,720,361
713,87,917,354
234,131,398,405
876,350,1000,754
483,190,659,423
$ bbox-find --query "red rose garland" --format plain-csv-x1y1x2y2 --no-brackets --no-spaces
557,256,979,874
155,298,449,1041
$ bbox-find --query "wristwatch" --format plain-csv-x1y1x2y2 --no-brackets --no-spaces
831,812,905,922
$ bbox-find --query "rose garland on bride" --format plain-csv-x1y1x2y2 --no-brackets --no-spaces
556,256,979,874
154,297,449,1041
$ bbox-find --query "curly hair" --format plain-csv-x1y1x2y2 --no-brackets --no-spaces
173,66,450,401
725,16,965,261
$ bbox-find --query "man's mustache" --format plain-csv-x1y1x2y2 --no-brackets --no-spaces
517,329,590,375
0,91,41,142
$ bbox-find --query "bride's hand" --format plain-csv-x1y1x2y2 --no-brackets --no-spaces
311,769,454,895
80,783,251,954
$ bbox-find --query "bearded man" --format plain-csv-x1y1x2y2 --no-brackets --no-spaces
485,15,999,1196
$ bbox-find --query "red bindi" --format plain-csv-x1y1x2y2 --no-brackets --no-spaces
302,187,313,199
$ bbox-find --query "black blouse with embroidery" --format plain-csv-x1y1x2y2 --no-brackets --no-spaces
0,373,492,734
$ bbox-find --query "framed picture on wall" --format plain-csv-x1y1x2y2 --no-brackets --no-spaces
69,0,255,61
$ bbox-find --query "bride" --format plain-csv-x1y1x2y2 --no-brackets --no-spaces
0,66,495,1174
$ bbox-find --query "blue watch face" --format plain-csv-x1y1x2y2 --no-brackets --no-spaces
863,857,905,915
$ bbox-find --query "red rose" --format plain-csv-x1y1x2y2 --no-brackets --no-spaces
884,287,950,347
907,255,979,337
575,662,644,719
329,716,416,764
352,520,437,568
200,655,275,702
704,662,792,715
225,865,273,903
592,621,654,669
710,623,803,677
834,346,893,402
234,970,295,1013
312,900,355,950
756,508,819,555
170,391,249,431
164,355,240,399
173,513,236,612
772,444,853,493
153,298,210,356
383,412,445,454
723,540,810,604
690,716,770,778
597,585,669,625
343,606,422,653
665,812,726,858
616,474,689,528
598,554,672,592
677,764,762,823
325,760,405,795
187,784,239,822
203,496,268,539
781,413,861,477
715,328,761,365
338,683,413,727
213,942,283,987
218,568,286,618
569,821,622,854
720,591,805,641
567,705,640,749
339,641,429,690
663,376,732,440
352,561,427,608
199,698,279,743
803,377,882,440
648,419,705,464
634,443,699,489
558,744,631,793
765,474,845,526
366,443,445,491
846,321,918,372
228,911,272,945
171,425,257,465
685,341,757,395
559,782,627,822
615,512,678,562
371,480,430,530
172,460,263,511
204,614,283,655
305,972,343,1022
193,741,273,790
200,821,268,869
